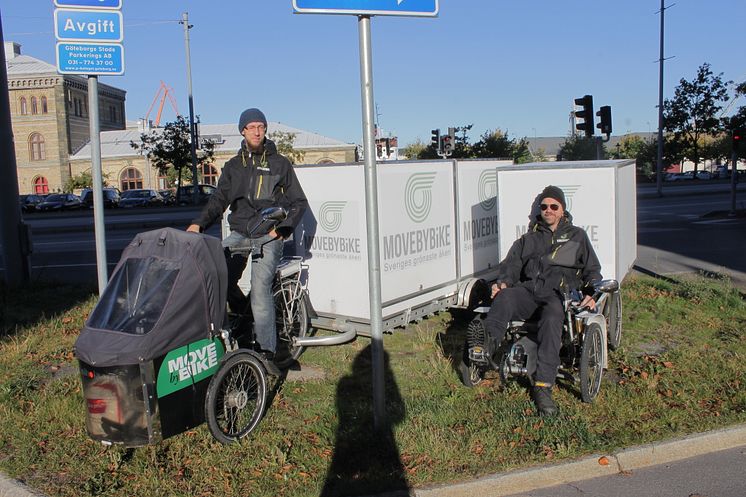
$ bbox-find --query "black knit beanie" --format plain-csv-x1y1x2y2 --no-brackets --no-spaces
238,108,267,132
540,185,567,210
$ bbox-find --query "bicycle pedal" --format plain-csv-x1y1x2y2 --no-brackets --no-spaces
468,346,489,365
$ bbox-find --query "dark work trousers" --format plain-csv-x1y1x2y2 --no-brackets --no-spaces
483,286,565,385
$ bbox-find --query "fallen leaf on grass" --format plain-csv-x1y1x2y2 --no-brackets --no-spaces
662,361,674,368
640,371,649,380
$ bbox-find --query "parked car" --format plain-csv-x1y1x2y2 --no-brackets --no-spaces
695,171,713,180
176,184,216,205
81,188,121,208
19,194,46,212
36,193,82,211
158,189,176,206
664,172,693,181
119,189,164,208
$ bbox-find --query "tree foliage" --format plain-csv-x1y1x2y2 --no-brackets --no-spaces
557,135,605,161
269,130,305,165
131,115,215,190
413,125,533,162
63,170,108,193
663,63,731,172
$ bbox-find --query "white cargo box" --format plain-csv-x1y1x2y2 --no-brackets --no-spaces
228,159,636,336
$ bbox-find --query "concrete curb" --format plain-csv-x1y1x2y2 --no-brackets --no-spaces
0,424,744,497
0,473,45,497
413,424,746,497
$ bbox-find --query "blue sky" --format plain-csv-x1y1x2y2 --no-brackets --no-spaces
2,1,744,147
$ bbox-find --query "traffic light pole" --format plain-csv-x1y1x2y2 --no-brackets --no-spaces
731,151,738,217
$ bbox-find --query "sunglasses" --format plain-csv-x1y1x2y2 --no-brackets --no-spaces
540,203,560,211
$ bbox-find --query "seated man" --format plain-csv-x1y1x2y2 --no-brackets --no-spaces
479,185,601,416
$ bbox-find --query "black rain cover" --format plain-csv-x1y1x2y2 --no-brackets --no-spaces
75,229,227,366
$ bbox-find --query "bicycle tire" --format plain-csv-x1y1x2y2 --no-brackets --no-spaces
273,281,309,368
603,291,622,351
204,351,268,444
579,323,603,403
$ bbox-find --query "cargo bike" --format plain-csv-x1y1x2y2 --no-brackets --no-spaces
74,208,327,446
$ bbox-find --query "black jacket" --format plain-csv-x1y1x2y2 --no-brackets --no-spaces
496,214,602,299
192,139,308,238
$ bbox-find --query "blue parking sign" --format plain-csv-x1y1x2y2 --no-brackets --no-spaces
54,0,122,8
54,9,123,42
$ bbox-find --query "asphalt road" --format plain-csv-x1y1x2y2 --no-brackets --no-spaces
2,182,745,288
635,183,746,288
504,446,746,497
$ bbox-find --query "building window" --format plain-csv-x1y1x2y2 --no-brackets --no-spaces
29,133,46,161
109,105,117,123
120,168,143,191
41,96,48,114
20,97,27,115
202,164,218,185
33,176,49,194
31,96,38,114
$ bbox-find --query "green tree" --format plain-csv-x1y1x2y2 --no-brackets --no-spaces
611,135,659,181
399,139,426,160
268,130,305,165
663,63,731,175
131,115,215,201
471,129,514,159
63,170,109,193
557,135,604,161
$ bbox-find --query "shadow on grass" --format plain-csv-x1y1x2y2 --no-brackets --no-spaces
320,344,409,497
0,280,96,338
436,308,472,381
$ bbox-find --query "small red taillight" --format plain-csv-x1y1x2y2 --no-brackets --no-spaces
87,371,95,379
87,399,107,414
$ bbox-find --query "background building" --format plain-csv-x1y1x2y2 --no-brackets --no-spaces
6,42,357,194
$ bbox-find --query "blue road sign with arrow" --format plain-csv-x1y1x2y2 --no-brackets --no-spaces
293,0,438,17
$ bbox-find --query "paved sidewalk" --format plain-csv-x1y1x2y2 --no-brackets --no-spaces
2,424,744,497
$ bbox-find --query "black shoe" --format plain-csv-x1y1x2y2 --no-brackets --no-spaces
468,336,497,366
257,350,281,377
531,385,559,417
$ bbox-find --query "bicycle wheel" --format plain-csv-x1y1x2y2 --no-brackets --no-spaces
579,322,604,403
603,291,622,351
273,281,309,368
205,351,268,444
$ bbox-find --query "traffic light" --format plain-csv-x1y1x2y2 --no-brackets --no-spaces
574,95,594,137
596,105,612,136
431,129,441,150
442,127,456,155
733,128,745,155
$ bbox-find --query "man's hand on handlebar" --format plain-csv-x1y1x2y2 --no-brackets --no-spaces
186,224,202,233
579,294,597,311
269,228,284,240
491,282,507,299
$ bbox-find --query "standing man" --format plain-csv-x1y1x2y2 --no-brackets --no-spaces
187,108,307,361
474,185,601,416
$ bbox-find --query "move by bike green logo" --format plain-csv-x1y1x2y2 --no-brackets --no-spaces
404,172,437,223
156,338,225,397
319,201,347,233
478,169,497,211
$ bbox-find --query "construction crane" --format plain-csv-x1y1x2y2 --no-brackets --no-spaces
144,81,180,127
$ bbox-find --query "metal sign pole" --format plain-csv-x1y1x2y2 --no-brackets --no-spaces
182,12,200,205
357,15,386,429
88,75,108,294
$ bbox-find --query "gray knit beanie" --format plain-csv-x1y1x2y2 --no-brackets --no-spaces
540,185,567,210
238,108,267,132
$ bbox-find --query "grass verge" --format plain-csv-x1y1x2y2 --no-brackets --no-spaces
0,274,744,497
